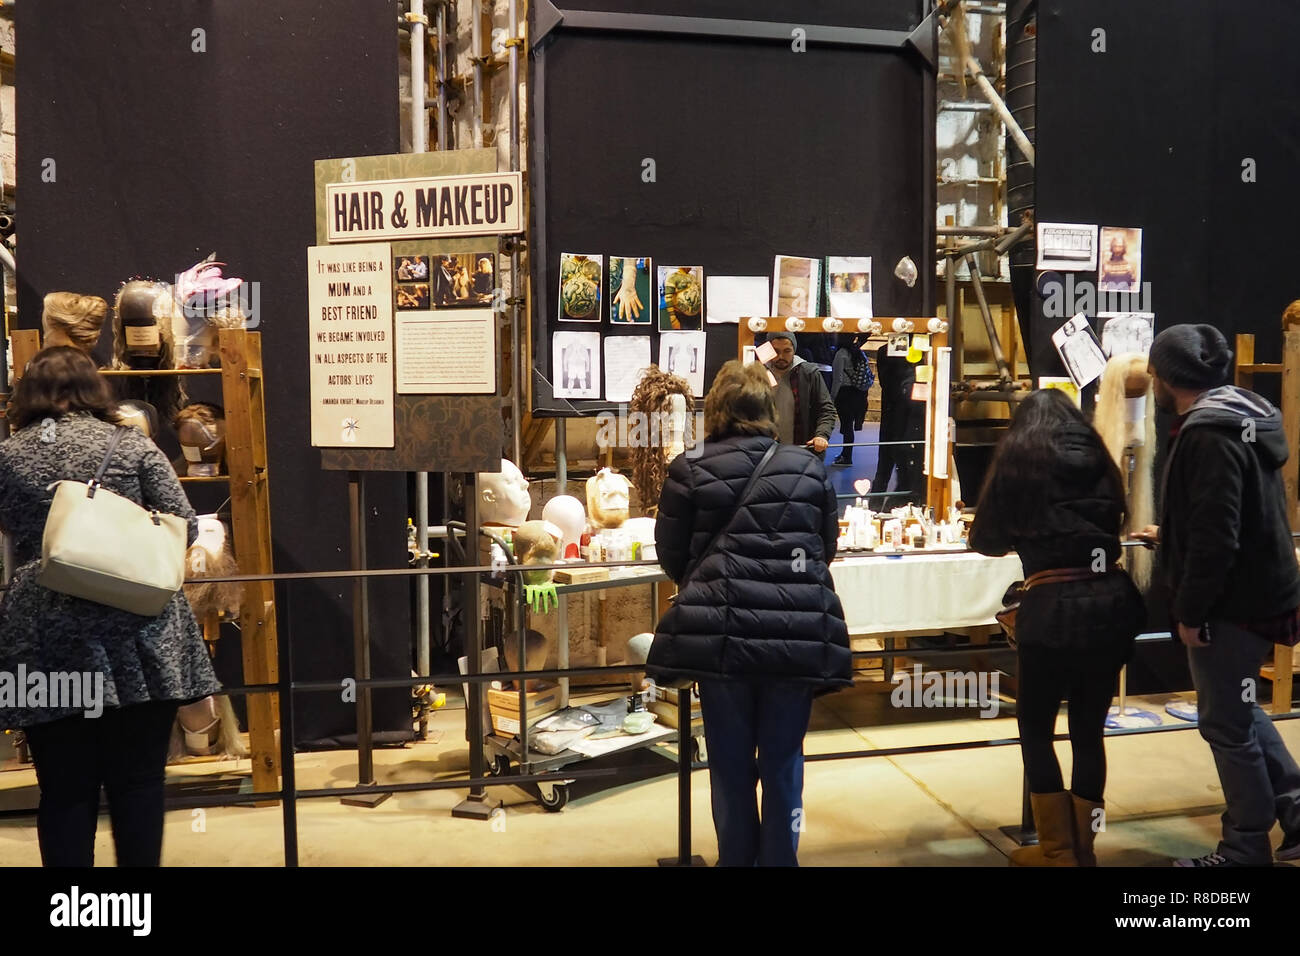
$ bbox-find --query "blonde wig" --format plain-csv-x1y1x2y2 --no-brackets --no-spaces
1094,353,1155,590
42,292,108,353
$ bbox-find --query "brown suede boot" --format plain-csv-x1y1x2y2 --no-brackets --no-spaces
1010,791,1079,866
1071,794,1104,867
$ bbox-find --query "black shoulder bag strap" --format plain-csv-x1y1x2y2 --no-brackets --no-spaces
675,441,780,595
86,426,130,499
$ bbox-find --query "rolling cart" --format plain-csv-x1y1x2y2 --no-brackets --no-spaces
449,523,699,812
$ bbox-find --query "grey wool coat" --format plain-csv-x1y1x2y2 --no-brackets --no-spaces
0,412,219,728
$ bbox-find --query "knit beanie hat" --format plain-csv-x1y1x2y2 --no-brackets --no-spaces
769,331,797,350
1148,324,1232,390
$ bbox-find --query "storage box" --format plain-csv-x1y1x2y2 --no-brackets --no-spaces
487,682,561,716
553,566,611,585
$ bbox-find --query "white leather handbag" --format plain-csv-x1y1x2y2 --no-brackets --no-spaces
38,426,187,616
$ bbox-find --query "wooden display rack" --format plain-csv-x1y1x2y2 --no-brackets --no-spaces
735,316,955,512
10,327,282,792
1234,330,1300,714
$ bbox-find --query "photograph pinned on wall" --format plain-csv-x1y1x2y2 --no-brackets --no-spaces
395,254,430,282
395,283,431,311
1051,313,1108,389
772,255,820,317
886,332,910,357
706,275,769,325
825,256,872,318
1098,312,1155,357
558,253,603,322
1097,227,1143,293
1038,377,1081,408
434,252,496,308
608,256,652,324
657,265,704,331
658,330,707,397
603,336,652,402
553,330,602,399
1036,222,1099,272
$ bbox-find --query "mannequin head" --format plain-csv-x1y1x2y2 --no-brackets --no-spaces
112,279,187,423
1094,353,1156,591
183,514,242,622
587,468,631,528
541,495,587,559
114,399,159,438
513,519,562,586
42,292,108,353
479,459,532,526
174,403,226,477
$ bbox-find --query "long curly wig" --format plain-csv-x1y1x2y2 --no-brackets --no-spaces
628,365,695,516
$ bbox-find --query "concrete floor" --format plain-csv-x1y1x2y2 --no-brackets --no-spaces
1,685,1295,866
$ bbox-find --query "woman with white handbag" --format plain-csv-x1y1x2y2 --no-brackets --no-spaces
0,346,219,866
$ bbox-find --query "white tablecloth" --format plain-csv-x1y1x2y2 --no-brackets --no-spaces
829,551,1024,637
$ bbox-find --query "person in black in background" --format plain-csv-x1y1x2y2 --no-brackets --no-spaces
871,340,925,507
829,333,873,467
970,388,1144,866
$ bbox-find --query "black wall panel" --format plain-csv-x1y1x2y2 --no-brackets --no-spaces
529,2,935,415
17,0,412,746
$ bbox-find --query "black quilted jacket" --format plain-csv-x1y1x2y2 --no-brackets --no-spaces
646,434,852,690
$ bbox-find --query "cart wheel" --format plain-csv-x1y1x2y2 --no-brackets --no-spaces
489,755,510,777
537,782,569,812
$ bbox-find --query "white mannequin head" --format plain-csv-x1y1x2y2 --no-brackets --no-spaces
541,495,587,559
586,468,631,528
479,459,532,526
664,392,687,460
195,515,227,556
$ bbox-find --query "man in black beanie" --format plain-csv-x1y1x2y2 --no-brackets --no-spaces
1139,323,1300,866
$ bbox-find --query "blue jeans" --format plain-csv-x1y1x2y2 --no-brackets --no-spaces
1186,621,1300,863
697,679,814,866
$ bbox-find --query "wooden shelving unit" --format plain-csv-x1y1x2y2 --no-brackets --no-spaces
9,327,281,793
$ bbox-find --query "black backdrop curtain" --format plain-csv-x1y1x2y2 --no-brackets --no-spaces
16,0,412,746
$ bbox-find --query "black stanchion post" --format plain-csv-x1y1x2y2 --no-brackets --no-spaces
999,770,1037,847
343,471,390,807
659,684,705,866
453,472,502,819
279,582,299,866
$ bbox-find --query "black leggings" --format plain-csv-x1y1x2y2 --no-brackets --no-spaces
834,390,866,459
1016,646,1120,802
24,700,179,867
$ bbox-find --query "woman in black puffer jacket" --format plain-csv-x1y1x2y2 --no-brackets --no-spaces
970,388,1145,867
648,360,851,867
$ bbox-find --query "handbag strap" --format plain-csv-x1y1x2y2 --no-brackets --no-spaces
678,441,780,591
87,426,130,496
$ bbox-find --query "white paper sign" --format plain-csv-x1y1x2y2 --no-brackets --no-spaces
1098,312,1155,357
1036,222,1099,272
395,309,495,394
307,243,395,448
825,256,873,318
658,331,707,397
325,171,523,242
603,336,652,402
706,276,769,325
553,330,601,399
1052,313,1108,389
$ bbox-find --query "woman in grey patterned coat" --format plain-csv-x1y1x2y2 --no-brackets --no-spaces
0,346,219,866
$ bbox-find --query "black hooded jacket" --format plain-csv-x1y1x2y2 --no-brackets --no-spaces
970,420,1144,657
646,434,852,690
1157,386,1300,626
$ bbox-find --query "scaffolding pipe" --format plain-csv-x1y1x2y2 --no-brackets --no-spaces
471,0,484,148
436,2,449,150
410,0,432,735
964,254,1013,383
940,12,1035,167
508,0,524,466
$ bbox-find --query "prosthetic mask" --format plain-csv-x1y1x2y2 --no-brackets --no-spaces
479,459,532,526
587,468,631,529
